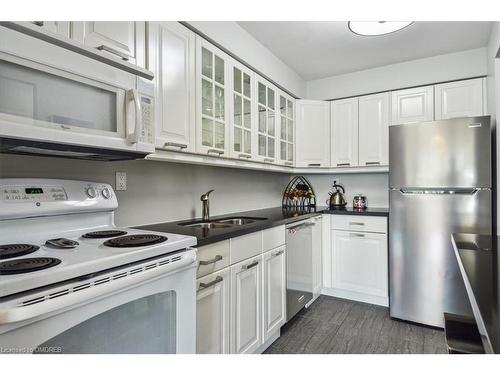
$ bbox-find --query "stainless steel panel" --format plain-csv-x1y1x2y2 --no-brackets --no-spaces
389,116,491,188
389,189,492,327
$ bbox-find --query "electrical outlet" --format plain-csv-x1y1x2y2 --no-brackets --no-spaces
115,172,127,191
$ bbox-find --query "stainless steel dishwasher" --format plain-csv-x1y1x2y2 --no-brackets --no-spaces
286,218,316,321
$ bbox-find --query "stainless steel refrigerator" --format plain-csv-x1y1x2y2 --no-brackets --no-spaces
389,116,492,328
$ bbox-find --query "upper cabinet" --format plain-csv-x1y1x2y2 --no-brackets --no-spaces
391,85,434,125
72,22,144,66
435,78,485,120
230,61,255,160
358,93,389,166
277,92,295,166
296,100,330,168
196,37,231,156
255,76,278,164
331,98,359,168
148,22,195,153
32,21,71,38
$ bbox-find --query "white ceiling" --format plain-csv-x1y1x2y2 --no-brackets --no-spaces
237,21,493,81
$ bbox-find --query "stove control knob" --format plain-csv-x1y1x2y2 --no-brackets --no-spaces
101,187,112,199
85,187,98,199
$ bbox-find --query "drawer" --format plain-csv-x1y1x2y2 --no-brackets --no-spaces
262,225,285,252
330,215,387,233
230,231,262,264
197,240,230,278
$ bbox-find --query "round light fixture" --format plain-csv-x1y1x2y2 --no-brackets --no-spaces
348,21,414,36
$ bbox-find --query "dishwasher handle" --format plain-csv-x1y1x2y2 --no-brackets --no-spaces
287,222,315,232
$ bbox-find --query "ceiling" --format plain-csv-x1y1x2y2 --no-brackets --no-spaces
238,22,493,81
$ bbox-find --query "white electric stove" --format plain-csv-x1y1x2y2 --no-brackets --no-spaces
0,178,197,354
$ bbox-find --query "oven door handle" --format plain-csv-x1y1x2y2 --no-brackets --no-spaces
0,251,196,324
126,89,142,144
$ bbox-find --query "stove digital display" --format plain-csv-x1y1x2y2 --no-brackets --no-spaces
25,188,44,194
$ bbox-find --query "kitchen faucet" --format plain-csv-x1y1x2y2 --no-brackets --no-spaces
200,189,214,221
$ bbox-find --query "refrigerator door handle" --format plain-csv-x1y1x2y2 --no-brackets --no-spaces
398,188,480,195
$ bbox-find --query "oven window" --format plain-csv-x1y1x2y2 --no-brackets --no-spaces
0,59,119,135
34,291,176,354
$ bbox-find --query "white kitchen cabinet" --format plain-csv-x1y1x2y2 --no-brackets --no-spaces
277,91,295,166
331,98,359,168
230,60,255,160
296,100,330,167
196,37,231,156
391,85,434,125
31,21,71,38
196,268,231,354
72,22,143,65
230,254,262,354
148,22,195,153
262,246,286,341
255,76,278,164
330,230,388,306
435,78,485,120
358,92,390,166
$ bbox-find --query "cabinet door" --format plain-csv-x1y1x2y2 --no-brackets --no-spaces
277,92,295,167
196,268,231,354
358,92,389,166
435,78,484,120
263,246,286,341
391,85,434,125
255,76,278,164
149,22,195,153
331,230,388,299
296,100,330,167
231,255,262,354
32,21,70,38
72,22,140,64
230,61,255,159
331,98,358,167
196,37,230,156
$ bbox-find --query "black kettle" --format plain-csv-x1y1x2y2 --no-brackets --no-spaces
327,181,347,208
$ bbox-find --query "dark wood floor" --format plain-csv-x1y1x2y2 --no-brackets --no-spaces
264,295,448,354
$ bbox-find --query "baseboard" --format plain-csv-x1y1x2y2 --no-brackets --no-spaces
254,330,280,354
321,287,389,307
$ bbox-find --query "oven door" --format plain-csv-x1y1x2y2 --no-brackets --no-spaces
0,28,154,157
0,251,196,354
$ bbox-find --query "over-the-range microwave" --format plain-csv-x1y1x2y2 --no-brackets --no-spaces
0,27,155,161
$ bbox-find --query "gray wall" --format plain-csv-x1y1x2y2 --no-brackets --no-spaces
0,154,290,227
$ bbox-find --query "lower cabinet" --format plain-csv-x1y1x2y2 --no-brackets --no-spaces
196,268,231,354
262,246,286,341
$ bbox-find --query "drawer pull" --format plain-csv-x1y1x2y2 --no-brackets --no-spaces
97,45,130,61
238,154,252,159
199,255,223,266
337,163,350,167
198,276,223,290
263,157,275,163
349,222,365,226
242,260,259,270
164,142,188,150
33,21,44,26
365,161,380,166
207,149,224,155
284,161,294,166
350,233,365,238
308,163,321,167
272,249,284,257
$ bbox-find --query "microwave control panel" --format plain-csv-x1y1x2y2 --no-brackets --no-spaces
140,95,154,144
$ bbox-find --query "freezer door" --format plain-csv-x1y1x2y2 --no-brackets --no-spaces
389,116,491,188
389,188,492,327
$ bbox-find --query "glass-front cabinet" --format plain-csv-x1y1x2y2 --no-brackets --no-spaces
196,37,230,156
278,91,295,166
255,76,277,164
230,61,254,160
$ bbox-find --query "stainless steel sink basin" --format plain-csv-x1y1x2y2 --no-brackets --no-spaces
214,217,266,226
180,221,234,229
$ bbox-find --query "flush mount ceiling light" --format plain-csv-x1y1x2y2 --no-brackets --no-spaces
348,21,414,36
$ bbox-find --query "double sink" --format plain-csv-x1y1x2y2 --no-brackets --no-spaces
180,217,266,229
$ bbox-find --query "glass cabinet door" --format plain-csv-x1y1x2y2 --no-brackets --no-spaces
198,39,228,155
231,64,253,158
256,77,277,163
279,93,295,166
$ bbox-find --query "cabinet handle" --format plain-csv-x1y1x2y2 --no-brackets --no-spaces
263,158,275,163
272,249,284,257
97,45,130,61
284,161,293,166
33,21,44,26
242,260,259,270
207,149,224,155
350,233,365,238
198,276,223,290
238,154,251,159
199,255,223,266
164,142,188,150
349,222,365,226
365,161,380,166
337,163,350,167
308,163,321,167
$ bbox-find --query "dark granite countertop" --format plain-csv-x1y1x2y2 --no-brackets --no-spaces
451,233,499,353
134,206,388,247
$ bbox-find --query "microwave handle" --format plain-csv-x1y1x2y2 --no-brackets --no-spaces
126,89,142,144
